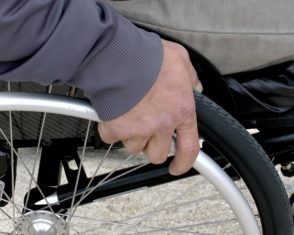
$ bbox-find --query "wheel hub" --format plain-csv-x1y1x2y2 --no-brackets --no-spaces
16,210,67,235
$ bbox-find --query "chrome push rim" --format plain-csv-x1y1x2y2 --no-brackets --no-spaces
0,91,260,234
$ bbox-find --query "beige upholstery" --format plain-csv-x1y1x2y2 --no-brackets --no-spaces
109,0,294,74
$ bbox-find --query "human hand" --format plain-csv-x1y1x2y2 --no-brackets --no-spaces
98,39,202,175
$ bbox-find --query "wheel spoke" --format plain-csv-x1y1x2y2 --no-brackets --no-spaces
24,85,52,211
0,191,35,231
120,179,207,233
70,215,212,235
0,196,38,215
0,129,56,215
0,207,13,221
121,193,221,224
59,142,114,220
37,159,148,215
69,153,141,218
66,120,91,225
128,230,212,235
127,218,240,235
8,82,16,232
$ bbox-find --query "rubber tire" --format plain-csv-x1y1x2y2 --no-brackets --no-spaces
196,92,293,235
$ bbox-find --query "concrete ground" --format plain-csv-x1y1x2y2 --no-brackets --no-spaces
0,147,293,234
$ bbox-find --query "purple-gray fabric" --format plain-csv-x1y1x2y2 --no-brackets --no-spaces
0,0,163,120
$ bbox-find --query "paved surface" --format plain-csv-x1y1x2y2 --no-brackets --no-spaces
0,147,293,234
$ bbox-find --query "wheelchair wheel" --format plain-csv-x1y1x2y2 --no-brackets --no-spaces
0,90,292,234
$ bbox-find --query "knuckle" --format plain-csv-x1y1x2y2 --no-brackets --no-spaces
98,125,113,144
158,119,173,135
123,139,145,154
180,104,195,121
165,40,190,65
138,127,152,139
167,41,188,59
175,44,188,55
177,45,190,61
185,142,200,156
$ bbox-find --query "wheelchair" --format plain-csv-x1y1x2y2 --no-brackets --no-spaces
0,27,293,234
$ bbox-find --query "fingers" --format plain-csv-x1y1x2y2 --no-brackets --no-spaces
123,137,149,154
187,60,203,93
97,123,120,144
144,134,173,164
169,108,200,176
97,40,201,177
99,122,150,154
194,78,203,93
98,121,139,144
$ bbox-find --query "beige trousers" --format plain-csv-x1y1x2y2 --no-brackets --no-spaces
109,0,294,74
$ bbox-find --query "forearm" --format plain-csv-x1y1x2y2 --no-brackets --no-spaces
0,0,163,120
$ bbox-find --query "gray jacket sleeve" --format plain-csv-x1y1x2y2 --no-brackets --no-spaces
0,0,163,120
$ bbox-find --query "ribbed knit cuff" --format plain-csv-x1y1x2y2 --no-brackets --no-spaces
69,14,163,120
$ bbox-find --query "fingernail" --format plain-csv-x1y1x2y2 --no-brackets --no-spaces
195,82,203,93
